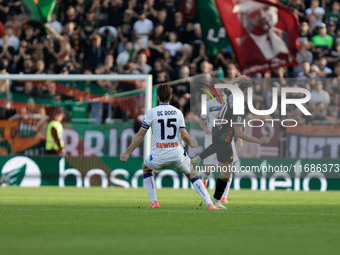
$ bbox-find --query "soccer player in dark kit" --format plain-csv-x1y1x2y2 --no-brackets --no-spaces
192,79,270,209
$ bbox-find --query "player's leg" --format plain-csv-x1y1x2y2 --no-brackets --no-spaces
211,142,234,209
221,140,238,203
142,163,159,208
191,144,215,166
174,153,218,209
220,172,233,204
212,161,232,209
196,164,214,187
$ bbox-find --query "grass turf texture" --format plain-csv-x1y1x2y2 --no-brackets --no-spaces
0,188,339,255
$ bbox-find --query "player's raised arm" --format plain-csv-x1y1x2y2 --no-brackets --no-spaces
120,128,147,162
234,126,269,144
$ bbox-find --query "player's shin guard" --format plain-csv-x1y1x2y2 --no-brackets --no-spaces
213,178,229,202
143,173,157,204
191,177,213,208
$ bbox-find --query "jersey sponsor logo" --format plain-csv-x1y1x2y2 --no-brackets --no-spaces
209,106,222,112
156,142,179,148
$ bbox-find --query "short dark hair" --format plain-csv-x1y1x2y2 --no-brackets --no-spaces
157,84,173,102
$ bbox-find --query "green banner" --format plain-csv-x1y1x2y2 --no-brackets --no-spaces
0,156,339,191
196,0,230,56
22,0,56,24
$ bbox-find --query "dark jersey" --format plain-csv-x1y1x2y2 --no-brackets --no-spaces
212,94,243,142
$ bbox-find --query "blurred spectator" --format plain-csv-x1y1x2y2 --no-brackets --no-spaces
85,34,105,71
288,0,306,23
164,32,183,57
117,9,134,53
310,80,331,104
316,56,332,77
133,11,154,48
179,0,197,24
325,1,340,25
306,0,325,27
0,25,19,53
45,24,71,72
98,25,118,53
312,23,334,59
103,0,124,28
0,0,9,25
136,51,152,74
35,59,46,74
116,41,132,72
148,24,165,65
104,54,115,73
299,22,313,41
0,60,10,99
297,61,313,79
48,13,62,35
295,39,313,75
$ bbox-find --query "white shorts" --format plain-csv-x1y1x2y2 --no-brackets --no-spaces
203,134,218,165
144,151,191,175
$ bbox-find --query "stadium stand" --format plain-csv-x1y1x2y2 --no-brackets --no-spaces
0,0,339,131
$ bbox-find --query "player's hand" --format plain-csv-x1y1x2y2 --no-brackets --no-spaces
237,75,251,82
120,152,130,162
189,140,198,148
205,129,212,135
258,137,270,144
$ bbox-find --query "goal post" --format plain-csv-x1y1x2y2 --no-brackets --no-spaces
0,74,153,158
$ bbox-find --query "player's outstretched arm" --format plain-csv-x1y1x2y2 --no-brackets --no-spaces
236,138,243,153
180,128,198,148
229,75,251,85
234,127,269,144
190,114,211,135
120,128,147,162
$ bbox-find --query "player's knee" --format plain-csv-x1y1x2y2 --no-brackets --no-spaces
142,163,152,174
188,170,197,180
220,167,232,179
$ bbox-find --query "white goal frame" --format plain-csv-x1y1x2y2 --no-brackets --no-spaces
0,74,153,159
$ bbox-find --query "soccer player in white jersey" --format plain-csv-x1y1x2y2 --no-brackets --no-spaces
120,84,219,210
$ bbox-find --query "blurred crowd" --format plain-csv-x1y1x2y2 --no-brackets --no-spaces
0,0,339,124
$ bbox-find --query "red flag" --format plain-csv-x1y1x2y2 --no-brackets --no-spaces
215,0,300,75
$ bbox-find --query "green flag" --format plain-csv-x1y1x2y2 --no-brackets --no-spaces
196,0,230,56
22,0,56,24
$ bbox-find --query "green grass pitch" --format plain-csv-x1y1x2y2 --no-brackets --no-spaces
0,187,339,255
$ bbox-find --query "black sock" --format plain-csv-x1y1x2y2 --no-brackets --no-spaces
213,178,229,200
199,144,215,160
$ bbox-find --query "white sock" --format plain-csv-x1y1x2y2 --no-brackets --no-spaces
222,173,233,199
191,177,213,207
143,173,157,203
197,171,210,180
212,198,219,204
191,155,201,165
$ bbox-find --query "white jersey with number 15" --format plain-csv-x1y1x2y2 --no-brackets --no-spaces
141,103,186,161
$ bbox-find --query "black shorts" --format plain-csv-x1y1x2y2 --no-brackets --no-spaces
212,136,233,164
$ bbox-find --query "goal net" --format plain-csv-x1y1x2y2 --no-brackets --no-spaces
0,74,152,157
